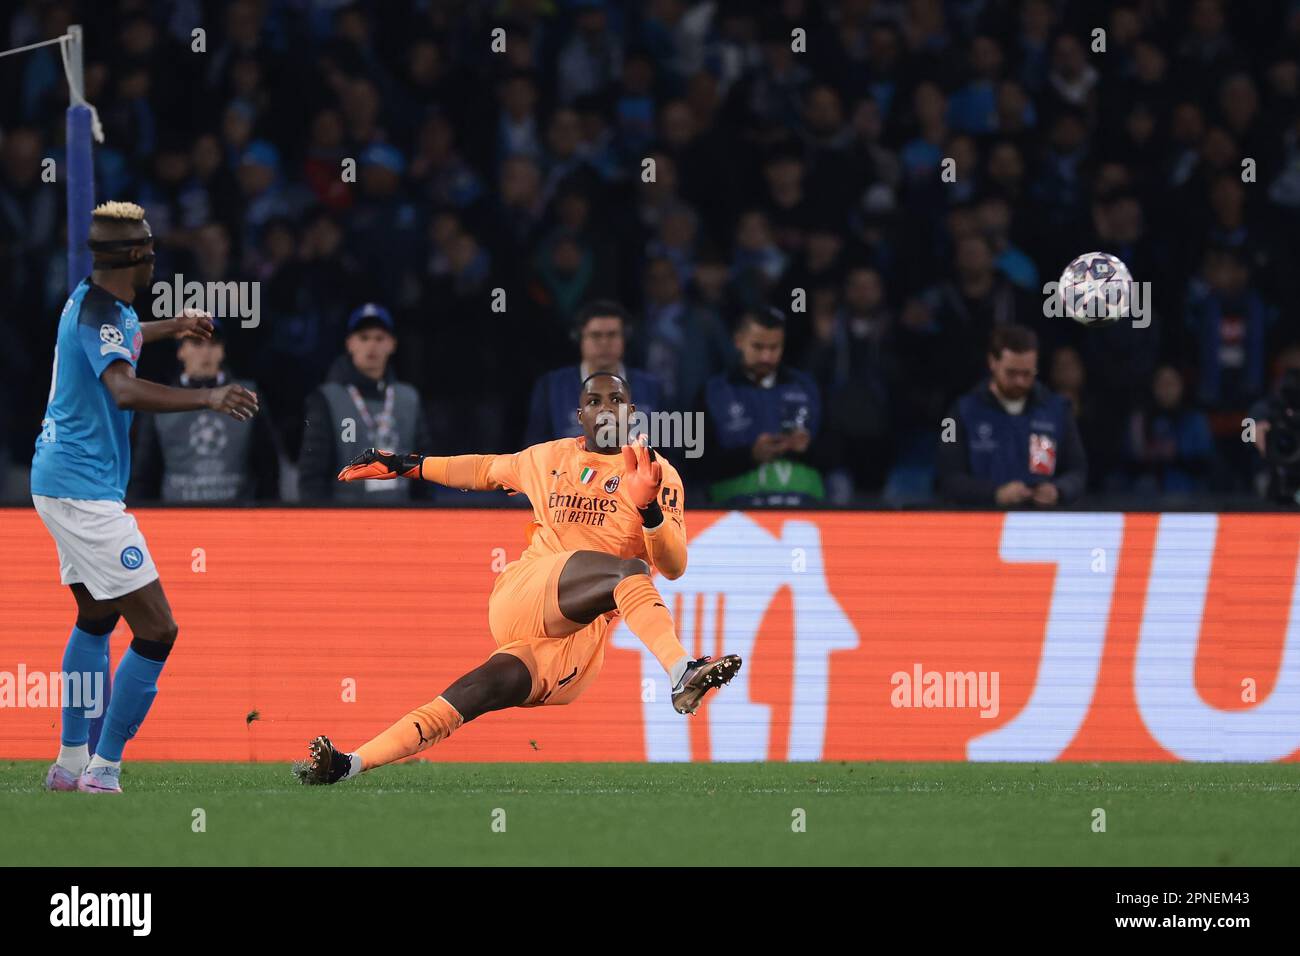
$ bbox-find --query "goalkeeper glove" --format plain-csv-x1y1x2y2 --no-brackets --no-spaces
337,448,423,482
621,439,663,513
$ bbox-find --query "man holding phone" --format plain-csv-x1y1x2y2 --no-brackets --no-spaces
936,324,1087,508
699,307,825,506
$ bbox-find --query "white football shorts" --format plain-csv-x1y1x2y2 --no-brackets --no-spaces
32,495,159,600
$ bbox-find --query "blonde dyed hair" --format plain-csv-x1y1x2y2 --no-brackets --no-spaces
91,201,146,221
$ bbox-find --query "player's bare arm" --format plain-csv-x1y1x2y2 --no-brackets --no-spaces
101,360,259,421
139,308,215,345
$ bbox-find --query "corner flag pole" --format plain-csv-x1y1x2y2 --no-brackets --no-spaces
65,24,94,292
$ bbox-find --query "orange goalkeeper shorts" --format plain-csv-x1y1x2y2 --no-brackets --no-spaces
487,551,612,707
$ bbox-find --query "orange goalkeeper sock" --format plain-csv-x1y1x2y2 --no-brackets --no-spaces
354,696,464,771
613,574,688,682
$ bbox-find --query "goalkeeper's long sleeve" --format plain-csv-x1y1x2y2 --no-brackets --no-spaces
637,468,688,579
417,454,506,491
642,511,687,580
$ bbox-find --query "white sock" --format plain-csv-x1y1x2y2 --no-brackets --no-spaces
57,744,89,775
86,754,121,772
669,655,689,690
343,753,364,780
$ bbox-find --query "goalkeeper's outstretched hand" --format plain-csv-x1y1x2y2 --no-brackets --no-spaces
337,448,422,482
620,438,663,508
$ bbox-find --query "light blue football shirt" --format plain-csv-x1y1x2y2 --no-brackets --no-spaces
31,278,143,501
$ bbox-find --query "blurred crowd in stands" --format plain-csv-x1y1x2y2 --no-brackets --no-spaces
3,0,1300,506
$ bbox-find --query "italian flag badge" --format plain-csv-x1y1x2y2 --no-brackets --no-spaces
579,466,596,484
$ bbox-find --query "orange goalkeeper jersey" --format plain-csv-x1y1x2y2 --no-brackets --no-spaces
423,438,688,579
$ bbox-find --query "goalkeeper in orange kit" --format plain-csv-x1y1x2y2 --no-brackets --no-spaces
293,371,741,784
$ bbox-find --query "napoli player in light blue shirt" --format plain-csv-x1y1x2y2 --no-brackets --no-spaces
32,201,259,794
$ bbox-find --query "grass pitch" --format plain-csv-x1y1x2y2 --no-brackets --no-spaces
2,760,1297,866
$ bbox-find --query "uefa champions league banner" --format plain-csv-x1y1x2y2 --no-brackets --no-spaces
1,508,1298,763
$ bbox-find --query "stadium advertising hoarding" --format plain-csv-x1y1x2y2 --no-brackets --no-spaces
2,509,1297,763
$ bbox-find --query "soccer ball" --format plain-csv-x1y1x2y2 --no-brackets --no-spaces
1057,251,1132,326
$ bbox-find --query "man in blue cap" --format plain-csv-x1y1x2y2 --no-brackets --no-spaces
298,303,431,501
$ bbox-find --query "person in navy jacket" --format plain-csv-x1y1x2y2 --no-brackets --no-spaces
699,306,825,506
937,324,1087,507
523,300,662,446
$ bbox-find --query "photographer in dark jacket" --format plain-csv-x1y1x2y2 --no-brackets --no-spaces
1248,349,1300,504
937,325,1086,507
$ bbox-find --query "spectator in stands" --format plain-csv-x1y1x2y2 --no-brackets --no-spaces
524,300,662,447
557,3,624,105
0,128,55,312
918,233,1036,395
184,132,240,236
1047,345,1114,490
700,306,825,506
1185,247,1274,414
409,111,485,211
614,50,657,156
1030,110,1090,229
986,139,1027,201
298,304,431,502
1184,246,1277,487
730,209,787,307
409,217,505,453
641,256,731,412
760,142,811,256
494,70,543,167
129,320,279,502
541,108,591,204
1126,365,1213,496
645,201,700,287
936,325,1086,507
349,143,422,302
303,107,352,212
948,36,1004,135
529,228,609,334
488,154,546,284
1046,34,1098,109
803,267,894,497
976,195,1038,290
900,81,949,199
235,140,311,265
